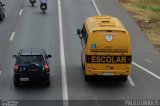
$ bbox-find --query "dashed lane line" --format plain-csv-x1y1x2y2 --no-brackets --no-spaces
144,59,152,64
19,9,23,16
128,76,135,86
10,32,15,41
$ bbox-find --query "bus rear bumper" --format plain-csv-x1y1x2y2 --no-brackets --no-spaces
86,69,131,76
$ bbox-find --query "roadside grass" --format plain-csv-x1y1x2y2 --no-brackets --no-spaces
137,3,160,11
119,0,160,50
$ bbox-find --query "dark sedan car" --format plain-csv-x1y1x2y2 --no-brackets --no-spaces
12,49,52,86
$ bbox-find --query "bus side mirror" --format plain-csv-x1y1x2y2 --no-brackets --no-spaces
77,29,82,39
77,29,81,35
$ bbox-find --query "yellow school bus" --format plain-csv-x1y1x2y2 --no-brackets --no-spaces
77,16,132,81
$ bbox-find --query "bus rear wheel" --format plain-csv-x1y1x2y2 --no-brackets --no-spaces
81,52,84,69
85,75,92,81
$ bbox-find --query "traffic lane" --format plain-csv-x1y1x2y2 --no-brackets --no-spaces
61,0,138,100
92,0,160,99
62,0,160,101
0,0,24,66
94,0,160,76
64,50,160,100
65,55,158,100
0,0,62,100
131,65,160,99
61,0,96,100
0,0,24,34
61,0,97,23
132,53,160,76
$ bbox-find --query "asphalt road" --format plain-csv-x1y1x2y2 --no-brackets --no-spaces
0,0,63,105
0,0,160,106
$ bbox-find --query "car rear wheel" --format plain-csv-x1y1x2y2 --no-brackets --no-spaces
43,80,50,86
46,81,50,86
43,78,50,86
85,75,91,81
14,81,20,87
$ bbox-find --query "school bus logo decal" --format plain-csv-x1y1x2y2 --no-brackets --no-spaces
86,55,132,64
106,34,112,42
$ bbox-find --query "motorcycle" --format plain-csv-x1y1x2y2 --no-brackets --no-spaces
29,0,36,7
40,3,47,13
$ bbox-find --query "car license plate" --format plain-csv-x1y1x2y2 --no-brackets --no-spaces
102,72,113,76
20,78,29,81
32,69,38,71
42,6,45,8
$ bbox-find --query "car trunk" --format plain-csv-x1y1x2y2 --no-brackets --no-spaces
18,64,44,78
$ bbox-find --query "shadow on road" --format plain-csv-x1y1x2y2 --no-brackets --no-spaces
85,77,128,88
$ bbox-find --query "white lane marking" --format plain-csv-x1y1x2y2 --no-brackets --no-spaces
92,0,160,80
0,71,1,75
92,0,101,16
10,32,15,41
132,62,160,80
19,9,23,16
144,59,152,64
58,0,68,106
128,76,135,86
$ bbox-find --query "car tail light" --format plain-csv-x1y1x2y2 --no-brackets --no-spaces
14,64,19,72
44,64,49,71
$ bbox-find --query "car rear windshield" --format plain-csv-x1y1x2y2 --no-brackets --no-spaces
18,55,45,64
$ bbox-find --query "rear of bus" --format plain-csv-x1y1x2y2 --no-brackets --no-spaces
85,29,132,81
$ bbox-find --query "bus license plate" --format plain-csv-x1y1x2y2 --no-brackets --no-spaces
103,73,113,76
20,78,29,81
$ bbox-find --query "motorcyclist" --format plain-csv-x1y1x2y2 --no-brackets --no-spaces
39,0,47,10
29,0,36,7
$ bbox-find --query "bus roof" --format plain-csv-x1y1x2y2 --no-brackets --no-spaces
84,16,127,32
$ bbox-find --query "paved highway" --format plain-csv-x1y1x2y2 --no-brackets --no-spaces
0,0,159,106
0,0,62,105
